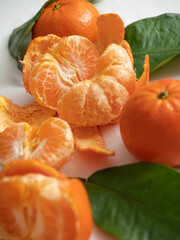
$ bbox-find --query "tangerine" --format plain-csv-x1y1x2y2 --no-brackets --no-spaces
23,14,149,127
0,159,93,240
120,78,180,166
23,34,61,93
0,117,74,169
32,0,100,43
23,35,99,109
57,42,136,126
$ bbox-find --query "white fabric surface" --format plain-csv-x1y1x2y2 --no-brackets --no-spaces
0,0,180,239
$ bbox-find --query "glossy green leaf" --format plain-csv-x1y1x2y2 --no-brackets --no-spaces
8,0,57,70
83,163,180,240
125,13,180,78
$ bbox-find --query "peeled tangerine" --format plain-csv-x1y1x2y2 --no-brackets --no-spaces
22,14,150,128
0,117,74,169
0,159,93,240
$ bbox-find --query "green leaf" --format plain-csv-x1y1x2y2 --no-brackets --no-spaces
83,163,180,240
8,0,57,70
125,13,180,78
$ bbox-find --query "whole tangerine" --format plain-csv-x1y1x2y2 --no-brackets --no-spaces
120,79,180,166
32,0,100,43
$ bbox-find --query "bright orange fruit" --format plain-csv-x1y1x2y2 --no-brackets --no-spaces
57,42,137,126
24,35,99,109
0,95,114,157
0,117,74,169
57,75,130,126
23,34,61,93
22,14,149,128
32,0,100,43
96,43,136,94
120,78,180,166
0,159,93,240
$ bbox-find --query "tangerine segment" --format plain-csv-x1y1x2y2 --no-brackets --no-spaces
23,34,61,93
55,36,99,81
72,126,115,156
96,43,136,94
136,55,150,89
28,53,77,109
30,117,74,169
0,166,92,240
0,122,31,164
57,76,129,127
0,118,74,169
96,13,125,54
0,96,14,132
0,96,56,133
96,44,133,73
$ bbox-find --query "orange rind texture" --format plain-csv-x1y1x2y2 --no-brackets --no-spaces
72,126,115,156
96,13,125,54
136,55,150,89
0,160,93,240
0,96,56,132
32,0,100,44
0,117,74,169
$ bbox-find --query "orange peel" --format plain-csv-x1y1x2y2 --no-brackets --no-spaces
0,160,93,240
136,55,150,89
72,126,115,156
0,96,56,133
96,13,125,54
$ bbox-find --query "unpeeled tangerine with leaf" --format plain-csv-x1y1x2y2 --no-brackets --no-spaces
120,78,180,166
